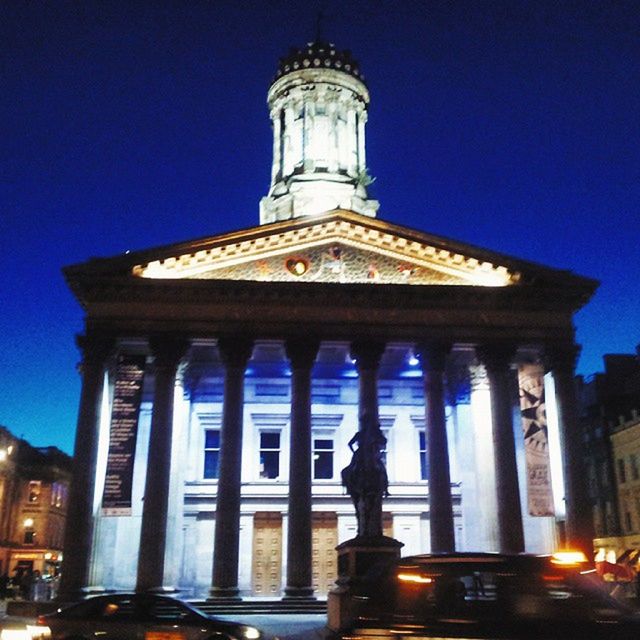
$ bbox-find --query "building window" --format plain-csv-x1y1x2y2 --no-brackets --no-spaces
203,430,220,480
313,438,334,479
28,481,41,503
51,482,66,508
626,511,633,533
419,431,429,480
631,454,640,481
23,530,35,545
259,432,280,479
618,458,627,484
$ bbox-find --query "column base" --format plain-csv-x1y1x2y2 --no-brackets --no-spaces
143,586,180,594
283,586,316,600
207,587,241,601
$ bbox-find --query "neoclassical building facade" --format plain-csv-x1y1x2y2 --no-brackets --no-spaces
59,42,597,601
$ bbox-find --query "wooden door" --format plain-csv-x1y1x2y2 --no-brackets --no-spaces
252,512,282,596
312,512,338,595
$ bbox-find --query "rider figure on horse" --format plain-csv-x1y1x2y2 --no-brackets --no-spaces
341,413,389,538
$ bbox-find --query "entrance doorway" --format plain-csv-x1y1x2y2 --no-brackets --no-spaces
251,512,282,596
312,512,338,595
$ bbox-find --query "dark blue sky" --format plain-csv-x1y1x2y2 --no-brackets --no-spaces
1,1,639,454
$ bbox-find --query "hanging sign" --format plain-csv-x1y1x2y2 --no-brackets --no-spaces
102,354,146,516
519,363,555,517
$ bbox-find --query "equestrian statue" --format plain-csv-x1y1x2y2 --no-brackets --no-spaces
341,413,389,538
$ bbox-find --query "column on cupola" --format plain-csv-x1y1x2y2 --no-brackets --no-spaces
347,108,358,175
58,333,115,601
350,340,386,424
477,345,525,553
210,336,254,599
357,110,367,172
284,338,320,598
416,341,455,553
136,336,189,592
303,100,312,171
271,110,282,183
283,105,296,175
327,101,338,172
547,343,594,557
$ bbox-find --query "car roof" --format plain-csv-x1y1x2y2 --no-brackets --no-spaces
393,552,568,570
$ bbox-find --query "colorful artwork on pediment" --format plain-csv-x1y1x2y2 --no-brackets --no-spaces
192,242,461,285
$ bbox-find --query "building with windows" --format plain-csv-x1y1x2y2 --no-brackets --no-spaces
0,427,71,579
580,348,640,562
60,41,597,601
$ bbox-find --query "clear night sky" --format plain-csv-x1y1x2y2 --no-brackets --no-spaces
1,1,639,454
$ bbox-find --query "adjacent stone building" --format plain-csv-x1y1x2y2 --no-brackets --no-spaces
580,348,640,561
0,426,71,579
60,41,597,600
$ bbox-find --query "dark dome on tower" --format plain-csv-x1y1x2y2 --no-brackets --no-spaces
274,41,365,84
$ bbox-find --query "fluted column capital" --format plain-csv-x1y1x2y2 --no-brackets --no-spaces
285,338,320,370
350,340,386,371
148,335,190,370
75,332,116,368
415,341,451,373
544,342,581,373
216,335,254,369
476,343,517,373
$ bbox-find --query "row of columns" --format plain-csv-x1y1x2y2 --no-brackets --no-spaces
58,333,591,601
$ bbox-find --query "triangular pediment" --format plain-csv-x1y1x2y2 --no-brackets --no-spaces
132,210,519,287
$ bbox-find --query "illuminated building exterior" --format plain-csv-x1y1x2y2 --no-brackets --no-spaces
60,42,597,600
580,350,640,563
0,427,70,578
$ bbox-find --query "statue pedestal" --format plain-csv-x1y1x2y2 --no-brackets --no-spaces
327,535,403,632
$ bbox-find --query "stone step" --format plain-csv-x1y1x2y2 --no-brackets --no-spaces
193,598,328,615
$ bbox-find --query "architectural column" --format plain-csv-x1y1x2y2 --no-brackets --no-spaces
416,341,455,552
350,340,386,425
477,345,525,553
57,332,114,601
210,336,254,599
136,336,189,592
547,343,594,556
284,338,320,598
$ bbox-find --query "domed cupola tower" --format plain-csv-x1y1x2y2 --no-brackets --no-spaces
259,42,380,224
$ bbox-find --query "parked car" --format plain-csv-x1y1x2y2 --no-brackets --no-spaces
348,551,640,639
38,593,265,640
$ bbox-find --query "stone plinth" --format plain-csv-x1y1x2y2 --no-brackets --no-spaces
327,535,403,632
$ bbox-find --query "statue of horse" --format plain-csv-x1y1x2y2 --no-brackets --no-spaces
341,418,389,538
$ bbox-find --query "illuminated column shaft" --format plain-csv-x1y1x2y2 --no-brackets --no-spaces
351,340,386,424
469,365,499,550
58,333,114,601
136,336,188,592
284,338,320,598
210,336,254,598
417,342,455,553
548,344,594,556
478,345,525,554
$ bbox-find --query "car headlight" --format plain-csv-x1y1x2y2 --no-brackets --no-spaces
241,627,261,640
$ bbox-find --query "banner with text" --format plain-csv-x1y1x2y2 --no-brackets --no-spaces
519,363,555,517
102,354,146,516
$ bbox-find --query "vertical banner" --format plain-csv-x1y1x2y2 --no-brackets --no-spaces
102,354,146,516
519,363,555,516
